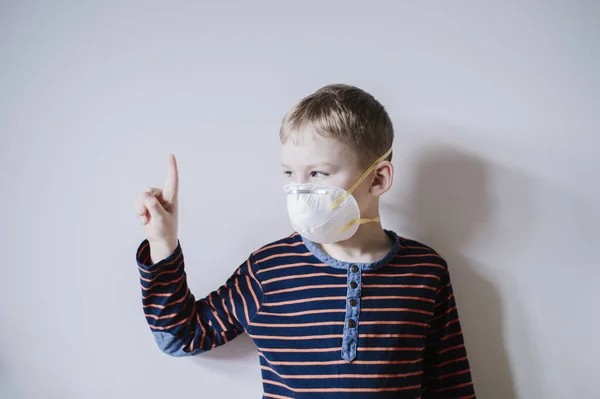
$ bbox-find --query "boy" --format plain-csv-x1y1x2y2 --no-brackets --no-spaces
134,84,476,398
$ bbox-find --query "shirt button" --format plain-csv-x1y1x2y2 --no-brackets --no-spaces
349,298,357,306
350,264,359,273
349,281,358,289
347,319,356,328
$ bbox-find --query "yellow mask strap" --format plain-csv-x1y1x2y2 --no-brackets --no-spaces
328,146,393,211
339,216,381,233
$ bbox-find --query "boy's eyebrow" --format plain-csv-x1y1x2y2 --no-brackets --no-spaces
281,162,337,169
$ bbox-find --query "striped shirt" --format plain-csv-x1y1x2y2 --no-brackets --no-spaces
136,230,476,398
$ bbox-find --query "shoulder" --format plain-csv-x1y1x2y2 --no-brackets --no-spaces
395,235,449,272
249,232,306,263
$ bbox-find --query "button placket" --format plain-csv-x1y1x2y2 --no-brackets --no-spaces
341,264,362,362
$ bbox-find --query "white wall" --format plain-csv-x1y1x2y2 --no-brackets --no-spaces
1,1,598,398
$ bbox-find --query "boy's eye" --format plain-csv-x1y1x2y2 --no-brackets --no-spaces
310,171,329,178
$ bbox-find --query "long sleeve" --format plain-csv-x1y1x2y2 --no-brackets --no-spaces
136,239,263,357
422,264,476,398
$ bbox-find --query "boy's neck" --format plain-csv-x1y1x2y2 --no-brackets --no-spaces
317,223,394,264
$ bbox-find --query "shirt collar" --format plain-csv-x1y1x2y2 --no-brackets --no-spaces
301,229,400,270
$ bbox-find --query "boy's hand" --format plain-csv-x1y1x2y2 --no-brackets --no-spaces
134,153,179,263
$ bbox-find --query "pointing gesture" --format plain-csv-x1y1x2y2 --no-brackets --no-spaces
162,152,179,204
134,153,180,263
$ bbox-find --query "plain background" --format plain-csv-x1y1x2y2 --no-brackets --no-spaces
1,1,599,398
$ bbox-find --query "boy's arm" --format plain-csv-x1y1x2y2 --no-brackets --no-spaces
422,264,476,398
136,239,263,357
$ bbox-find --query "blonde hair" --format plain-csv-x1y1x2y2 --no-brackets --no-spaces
280,84,394,167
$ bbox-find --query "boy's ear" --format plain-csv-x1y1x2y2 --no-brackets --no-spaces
370,161,394,197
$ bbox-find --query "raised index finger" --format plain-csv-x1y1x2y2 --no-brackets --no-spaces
163,153,179,202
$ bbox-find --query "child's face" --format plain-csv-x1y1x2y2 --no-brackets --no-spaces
281,129,376,214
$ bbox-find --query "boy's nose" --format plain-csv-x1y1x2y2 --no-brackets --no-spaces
288,174,309,184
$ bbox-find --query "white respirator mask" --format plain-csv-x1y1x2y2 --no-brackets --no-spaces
283,147,392,244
